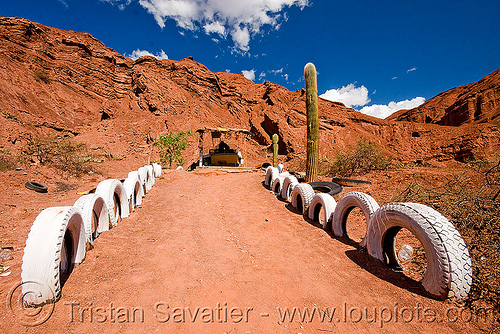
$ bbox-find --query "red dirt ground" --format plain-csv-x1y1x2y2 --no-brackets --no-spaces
0,166,494,333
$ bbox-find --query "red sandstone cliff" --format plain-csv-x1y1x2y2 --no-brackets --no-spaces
388,70,500,126
0,16,498,167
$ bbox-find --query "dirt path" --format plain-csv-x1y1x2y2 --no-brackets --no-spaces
0,170,487,333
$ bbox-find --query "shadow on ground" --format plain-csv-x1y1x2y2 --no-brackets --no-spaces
270,181,431,300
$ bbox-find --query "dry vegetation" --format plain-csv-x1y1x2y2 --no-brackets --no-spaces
319,140,389,176
392,157,500,317
0,149,16,171
33,69,50,83
20,134,102,176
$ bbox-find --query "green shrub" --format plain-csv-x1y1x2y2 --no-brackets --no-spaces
153,131,191,168
393,157,500,315
329,140,388,176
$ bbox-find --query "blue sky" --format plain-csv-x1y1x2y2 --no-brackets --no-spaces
2,0,499,118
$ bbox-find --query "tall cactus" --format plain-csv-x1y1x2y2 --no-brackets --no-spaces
304,63,319,183
272,133,279,167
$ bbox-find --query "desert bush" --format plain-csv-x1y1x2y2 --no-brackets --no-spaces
329,140,388,176
21,135,96,176
0,153,16,171
154,130,192,168
393,157,500,315
34,70,50,83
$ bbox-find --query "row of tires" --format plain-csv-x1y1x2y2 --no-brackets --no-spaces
264,165,473,302
21,163,162,305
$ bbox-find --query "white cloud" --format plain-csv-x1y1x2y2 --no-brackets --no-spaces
391,76,398,80
128,49,169,60
320,82,425,118
135,0,309,51
100,0,131,10
57,0,69,8
242,69,255,81
232,25,250,52
203,21,226,36
359,97,425,119
259,71,266,80
270,68,283,74
320,84,371,108
407,67,417,73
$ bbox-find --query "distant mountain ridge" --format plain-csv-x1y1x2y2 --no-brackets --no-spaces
388,69,500,126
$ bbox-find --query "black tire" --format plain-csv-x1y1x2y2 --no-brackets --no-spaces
261,162,271,169
332,178,371,187
308,181,343,196
25,181,48,193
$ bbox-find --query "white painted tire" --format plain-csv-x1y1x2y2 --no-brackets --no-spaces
123,174,144,210
366,202,472,301
152,163,162,177
331,192,380,246
145,165,155,190
271,176,285,195
73,194,109,246
95,179,129,227
280,176,299,201
308,193,337,229
157,163,162,177
277,163,284,173
21,207,86,304
291,183,315,214
279,171,290,178
128,171,145,198
264,166,279,187
137,167,148,193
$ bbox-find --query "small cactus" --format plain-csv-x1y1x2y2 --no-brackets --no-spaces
304,63,319,183
272,133,279,167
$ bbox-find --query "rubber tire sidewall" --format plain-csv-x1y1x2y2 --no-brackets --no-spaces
308,193,337,229
367,203,454,299
332,192,379,246
21,206,86,303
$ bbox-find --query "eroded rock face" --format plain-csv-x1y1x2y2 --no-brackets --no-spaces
0,16,498,166
389,69,500,126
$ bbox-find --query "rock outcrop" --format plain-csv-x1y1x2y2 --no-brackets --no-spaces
388,70,500,126
0,16,499,167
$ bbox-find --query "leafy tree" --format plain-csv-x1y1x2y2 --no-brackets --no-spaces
154,131,191,168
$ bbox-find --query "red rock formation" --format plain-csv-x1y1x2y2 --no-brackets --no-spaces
0,16,498,167
388,69,500,126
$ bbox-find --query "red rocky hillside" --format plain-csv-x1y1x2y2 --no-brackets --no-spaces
0,16,499,166
388,69,500,126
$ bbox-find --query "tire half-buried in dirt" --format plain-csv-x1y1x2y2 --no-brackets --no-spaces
264,166,279,188
21,206,86,304
308,181,343,196
280,176,299,201
331,191,379,245
95,179,129,227
73,194,110,247
291,183,315,214
366,202,472,301
332,178,371,187
308,193,337,229
271,176,285,196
